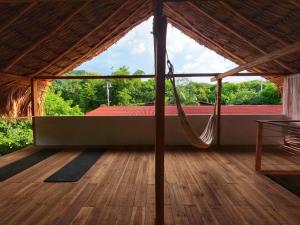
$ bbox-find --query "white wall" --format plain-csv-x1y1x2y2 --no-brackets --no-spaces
34,114,284,147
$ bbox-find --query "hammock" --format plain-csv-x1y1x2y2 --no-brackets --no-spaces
167,60,218,149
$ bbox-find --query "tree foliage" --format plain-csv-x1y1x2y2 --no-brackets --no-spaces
47,68,281,113
0,119,33,156
44,90,83,116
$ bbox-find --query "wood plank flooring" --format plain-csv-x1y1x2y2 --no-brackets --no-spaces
0,146,299,225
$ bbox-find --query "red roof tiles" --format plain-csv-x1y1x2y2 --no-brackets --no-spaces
86,105,283,116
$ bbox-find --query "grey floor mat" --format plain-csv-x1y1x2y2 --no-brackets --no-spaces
0,150,56,181
44,149,103,182
266,174,300,197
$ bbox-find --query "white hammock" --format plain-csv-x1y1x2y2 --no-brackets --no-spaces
167,67,218,149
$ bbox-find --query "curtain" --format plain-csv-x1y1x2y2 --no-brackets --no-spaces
283,73,300,120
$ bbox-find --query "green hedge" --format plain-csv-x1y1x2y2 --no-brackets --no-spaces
0,119,33,156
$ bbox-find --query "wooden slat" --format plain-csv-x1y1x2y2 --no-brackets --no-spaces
2,1,91,72
187,1,296,73
30,0,132,77
211,40,300,81
153,0,167,224
219,1,290,46
0,2,37,35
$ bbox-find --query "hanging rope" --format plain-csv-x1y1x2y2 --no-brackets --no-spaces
166,52,218,148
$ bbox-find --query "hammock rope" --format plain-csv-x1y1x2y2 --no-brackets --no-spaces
166,54,218,148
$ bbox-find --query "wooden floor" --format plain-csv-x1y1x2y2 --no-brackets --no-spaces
0,146,300,225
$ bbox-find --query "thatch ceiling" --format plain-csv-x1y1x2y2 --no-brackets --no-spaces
0,0,300,116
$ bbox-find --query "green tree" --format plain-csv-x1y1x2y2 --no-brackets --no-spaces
44,91,83,116
230,89,258,105
259,82,281,104
0,119,33,155
133,69,146,75
48,70,282,113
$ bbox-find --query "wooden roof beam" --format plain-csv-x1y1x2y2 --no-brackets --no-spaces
30,0,133,77
2,1,91,72
0,72,30,83
219,0,290,46
165,4,262,73
288,0,300,8
211,41,300,81
187,1,297,73
56,5,150,77
0,2,37,35
34,73,290,81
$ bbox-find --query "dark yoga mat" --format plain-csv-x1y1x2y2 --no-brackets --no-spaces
45,149,103,182
266,174,300,197
0,150,56,181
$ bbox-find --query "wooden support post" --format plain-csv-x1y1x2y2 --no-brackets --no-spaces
31,78,38,146
153,0,166,224
255,122,263,171
31,78,38,117
216,79,222,147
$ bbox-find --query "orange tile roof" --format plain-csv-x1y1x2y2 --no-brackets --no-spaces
86,105,283,116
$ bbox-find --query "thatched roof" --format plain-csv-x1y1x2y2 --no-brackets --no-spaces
0,0,299,116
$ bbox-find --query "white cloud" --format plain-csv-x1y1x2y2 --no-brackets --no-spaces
166,25,199,59
182,49,236,73
184,55,192,60
130,42,146,54
78,17,263,83
104,17,154,56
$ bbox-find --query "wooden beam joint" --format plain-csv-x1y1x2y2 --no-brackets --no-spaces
211,41,300,81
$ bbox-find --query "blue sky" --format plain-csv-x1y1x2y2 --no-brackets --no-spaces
77,17,262,83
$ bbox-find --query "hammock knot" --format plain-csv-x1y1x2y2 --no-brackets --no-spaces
166,59,174,81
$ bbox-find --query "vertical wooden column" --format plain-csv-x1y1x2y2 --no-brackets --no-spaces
153,0,167,224
255,122,263,171
31,78,38,146
31,78,38,117
216,78,222,147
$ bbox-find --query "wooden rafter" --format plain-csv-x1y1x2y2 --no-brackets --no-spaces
0,2,37,35
211,40,300,81
219,0,290,46
0,72,30,83
187,1,296,73
30,0,132,77
2,1,91,72
77,3,150,63
165,4,262,73
55,8,150,77
288,0,300,8
34,73,289,81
